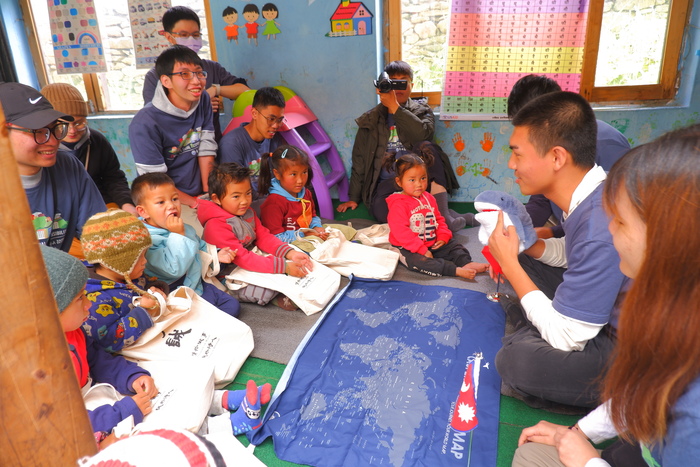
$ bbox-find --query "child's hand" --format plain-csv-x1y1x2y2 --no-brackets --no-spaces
286,261,310,278
139,295,160,316
286,250,312,266
431,240,446,250
131,391,153,417
306,227,329,240
218,247,237,263
132,375,158,398
424,250,434,258
165,214,185,236
336,201,358,213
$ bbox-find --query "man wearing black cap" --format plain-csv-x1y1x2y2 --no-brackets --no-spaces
1,82,105,254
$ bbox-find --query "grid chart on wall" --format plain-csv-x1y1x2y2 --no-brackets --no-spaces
441,0,589,120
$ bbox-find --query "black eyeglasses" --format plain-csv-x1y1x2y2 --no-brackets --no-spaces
166,70,208,81
6,122,69,144
258,112,286,125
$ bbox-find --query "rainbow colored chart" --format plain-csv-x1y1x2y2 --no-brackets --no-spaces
441,0,588,120
48,0,107,74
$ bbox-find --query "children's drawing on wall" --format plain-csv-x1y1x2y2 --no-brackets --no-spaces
222,6,240,44
243,4,261,46
327,0,373,38
48,0,107,74
129,0,171,68
261,4,281,40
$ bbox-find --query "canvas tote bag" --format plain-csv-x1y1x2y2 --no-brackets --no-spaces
120,286,253,387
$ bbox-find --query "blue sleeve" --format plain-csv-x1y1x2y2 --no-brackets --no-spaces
84,289,153,352
85,333,150,395
142,68,158,104
659,380,700,465
552,239,626,325
144,231,200,283
129,109,168,174
217,130,248,165
310,216,323,229
208,60,247,87
88,396,144,434
275,229,302,243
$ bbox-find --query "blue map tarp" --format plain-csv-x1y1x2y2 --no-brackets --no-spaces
249,278,505,466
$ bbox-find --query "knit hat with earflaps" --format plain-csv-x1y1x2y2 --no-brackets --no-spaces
80,209,152,294
41,83,89,117
40,244,88,313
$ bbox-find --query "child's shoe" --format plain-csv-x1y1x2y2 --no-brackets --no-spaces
229,380,272,435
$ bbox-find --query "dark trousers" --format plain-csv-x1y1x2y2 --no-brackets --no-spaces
201,281,241,318
370,142,448,223
397,239,473,277
495,254,615,408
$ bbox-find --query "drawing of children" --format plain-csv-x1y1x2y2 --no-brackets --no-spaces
243,4,260,46
222,6,240,44
261,3,281,40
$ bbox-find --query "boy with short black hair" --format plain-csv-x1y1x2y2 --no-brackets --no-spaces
197,163,312,309
142,5,250,141
218,86,285,193
131,45,216,219
131,172,241,318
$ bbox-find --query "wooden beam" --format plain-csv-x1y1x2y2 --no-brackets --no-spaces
0,102,96,464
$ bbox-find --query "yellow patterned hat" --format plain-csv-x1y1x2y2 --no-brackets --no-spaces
81,210,152,284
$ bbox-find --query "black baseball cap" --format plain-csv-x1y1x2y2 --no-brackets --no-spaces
0,82,73,129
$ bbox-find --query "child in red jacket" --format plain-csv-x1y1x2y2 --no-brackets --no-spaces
197,163,312,309
386,152,488,279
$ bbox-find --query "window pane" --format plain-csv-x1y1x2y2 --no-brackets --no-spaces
401,0,449,93
594,0,671,87
29,0,210,111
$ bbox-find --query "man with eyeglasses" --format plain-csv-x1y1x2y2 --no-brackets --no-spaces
130,45,217,233
42,83,137,217
218,87,284,196
142,6,250,142
0,82,106,254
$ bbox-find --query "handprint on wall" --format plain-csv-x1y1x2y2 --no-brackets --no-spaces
452,133,465,152
480,132,494,152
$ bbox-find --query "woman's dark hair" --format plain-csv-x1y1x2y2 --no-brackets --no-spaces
258,144,313,196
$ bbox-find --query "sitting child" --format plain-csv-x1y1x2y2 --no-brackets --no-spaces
386,153,488,280
79,209,168,352
40,244,157,436
259,145,329,242
131,173,241,318
197,163,313,309
41,244,272,438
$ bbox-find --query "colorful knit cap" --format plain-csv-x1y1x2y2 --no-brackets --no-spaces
40,244,88,313
81,210,152,292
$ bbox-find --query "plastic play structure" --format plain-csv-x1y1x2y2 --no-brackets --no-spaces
222,86,349,219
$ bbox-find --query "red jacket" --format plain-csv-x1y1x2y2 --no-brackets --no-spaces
387,192,452,255
197,199,293,274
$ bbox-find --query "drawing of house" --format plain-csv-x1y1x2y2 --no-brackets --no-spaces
329,0,373,37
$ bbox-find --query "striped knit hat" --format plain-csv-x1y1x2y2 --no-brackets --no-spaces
81,209,152,293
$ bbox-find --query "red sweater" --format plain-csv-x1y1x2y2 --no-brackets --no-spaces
197,199,293,274
387,192,452,255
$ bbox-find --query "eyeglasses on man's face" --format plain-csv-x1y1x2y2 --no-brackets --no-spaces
68,120,88,132
169,31,202,39
6,122,69,144
166,70,208,81
257,111,286,126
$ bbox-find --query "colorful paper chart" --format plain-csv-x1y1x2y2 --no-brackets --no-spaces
48,0,107,74
441,0,589,120
128,0,172,68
